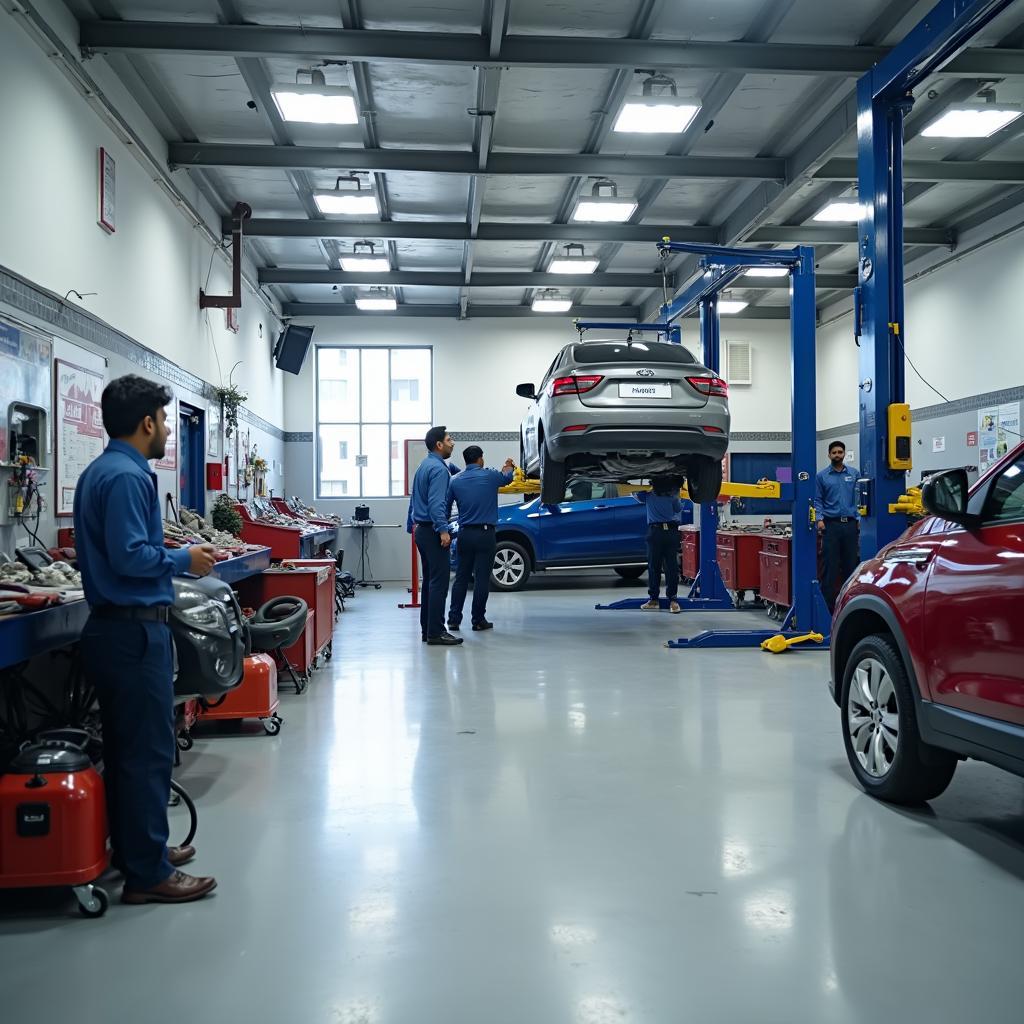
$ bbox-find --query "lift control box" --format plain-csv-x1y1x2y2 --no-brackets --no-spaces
887,403,912,471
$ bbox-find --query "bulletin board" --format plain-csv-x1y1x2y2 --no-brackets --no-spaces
54,359,106,516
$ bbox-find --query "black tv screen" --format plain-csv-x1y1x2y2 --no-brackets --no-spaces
274,324,315,375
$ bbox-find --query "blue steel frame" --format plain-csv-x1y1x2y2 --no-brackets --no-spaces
591,241,833,648
575,321,682,344
856,0,1015,555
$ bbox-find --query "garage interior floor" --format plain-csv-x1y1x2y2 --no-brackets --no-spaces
3,577,1024,1023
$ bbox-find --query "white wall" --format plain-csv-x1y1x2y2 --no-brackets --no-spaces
0,4,283,428
816,228,1024,432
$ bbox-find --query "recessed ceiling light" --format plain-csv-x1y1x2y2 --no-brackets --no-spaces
340,241,390,272
921,105,1023,138
717,300,749,315
271,70,359,125
744,267,789,278
532,290,573,313
356,288,397,311
813,201,861,223
314,175,379,216
549,244,599,274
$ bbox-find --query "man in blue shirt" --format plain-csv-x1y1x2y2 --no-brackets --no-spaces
74,375,217,906
814,440,862,610
635,476,692,612
447,446,515,632
410,425,462,645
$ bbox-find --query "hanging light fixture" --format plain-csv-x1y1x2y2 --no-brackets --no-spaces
922,88,1023,138
572,180,637,223
271,68,359,125
532,289,573,313
355,287,397,312
340,241,390,272
614,73,702,134
313,174,380,216
549,244,600,274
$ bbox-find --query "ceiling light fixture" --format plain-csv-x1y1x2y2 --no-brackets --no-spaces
340,240,390,272
744,267,789,278
532,289,573,313
355,287,397,312
314,174,379,216
614,73,702,134
572,179,637,223
271,68,359,125
813,200,861,223
921,103,1023,138
717,296,749,315
549,243,600,274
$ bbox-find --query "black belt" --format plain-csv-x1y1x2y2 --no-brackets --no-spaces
414,521,433,527
460,523,494,531
825,516,857,524
650,522,677,530
93,605,171,623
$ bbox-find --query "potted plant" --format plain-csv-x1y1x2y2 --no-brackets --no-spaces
213,383,247,440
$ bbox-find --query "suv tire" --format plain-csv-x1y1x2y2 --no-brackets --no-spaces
614,566,646,580
539,436,566,505
686,455,723,504
840,634,957,804
491,540,531,591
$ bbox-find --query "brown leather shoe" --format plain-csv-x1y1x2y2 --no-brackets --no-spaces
168,844,196,867
122,870,217,905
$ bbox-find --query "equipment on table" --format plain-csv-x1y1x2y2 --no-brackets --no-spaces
170,576,247,698
199,653,282,735
0,739,110,917
348,517,381,590
353,504,371,522
247,596,309,694
760,632,824,654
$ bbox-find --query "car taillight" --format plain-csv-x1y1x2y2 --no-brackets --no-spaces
562,424,588,432
550,374,604,397
686,375,729,398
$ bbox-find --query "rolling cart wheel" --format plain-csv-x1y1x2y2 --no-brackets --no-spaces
324,644,333,662
177,732,194,752
310,655,319,672
75,884,109,918
297,676,308,695
264,715,282,736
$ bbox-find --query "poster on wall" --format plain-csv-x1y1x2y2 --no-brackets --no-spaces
54,360,105,516
227,430,237,489
207,402,222,458
978,402,1020,472
98,148,116,234
154,398,177,470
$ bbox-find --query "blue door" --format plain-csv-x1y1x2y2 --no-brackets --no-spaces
178,404,206,516
530,481,621,563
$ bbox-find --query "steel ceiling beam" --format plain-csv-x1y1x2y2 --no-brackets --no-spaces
281,302,643,318
168,143,785,180
79,20,1024,77
817,156,1024,182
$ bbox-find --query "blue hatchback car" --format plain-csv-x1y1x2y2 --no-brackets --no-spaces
451,480,693,591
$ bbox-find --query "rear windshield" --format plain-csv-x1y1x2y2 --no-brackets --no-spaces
572,341,699,365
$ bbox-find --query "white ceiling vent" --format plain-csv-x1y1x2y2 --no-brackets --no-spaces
726,341,752,386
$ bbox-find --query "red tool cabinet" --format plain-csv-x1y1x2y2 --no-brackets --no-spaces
200,654,282,735
236,565,334,663
234,502,306,560
680,526,700,580
759,535,792,608
715,530,763,593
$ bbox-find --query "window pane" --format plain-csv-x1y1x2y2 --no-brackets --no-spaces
319,424,360,498
361,348,390,423
361,424,390,498
319,348,360,423
985,457,1024,523
391,348,431,423
391,424,430,496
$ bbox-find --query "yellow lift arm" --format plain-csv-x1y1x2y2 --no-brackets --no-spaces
888,486,925,516
498,468,782,502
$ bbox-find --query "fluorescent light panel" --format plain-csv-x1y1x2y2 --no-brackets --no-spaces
532,297,573,312
271,85,359,125
549,257,600,274
813,201,861,223
921,107,1022,138
744,267,789,278
313,192,379,216
614,100,701,134
340,255,390,272
717,300,749,314
572,199,637,223
355,296,397,311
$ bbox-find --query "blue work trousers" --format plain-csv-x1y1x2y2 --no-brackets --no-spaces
647,525,681,601
80,617,175,891
448,526,497,627
415,524,451,639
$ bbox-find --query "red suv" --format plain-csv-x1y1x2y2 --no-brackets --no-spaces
829,441,1024,803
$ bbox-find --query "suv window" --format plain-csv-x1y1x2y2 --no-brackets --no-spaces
983,455,1024,524
539,349,566,391
572,341,699,365
564,480,616,503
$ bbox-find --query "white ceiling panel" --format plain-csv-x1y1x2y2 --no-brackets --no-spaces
359,0,483,32
772,0,897,45
366,64,477,150
510,0,638,38
393,240,465,270
653,0,770,42
473,241,548,270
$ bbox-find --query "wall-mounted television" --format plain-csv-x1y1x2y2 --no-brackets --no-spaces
273,324,315,375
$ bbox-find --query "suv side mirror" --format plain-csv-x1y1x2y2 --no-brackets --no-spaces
516,383,537,400
921,468,976,525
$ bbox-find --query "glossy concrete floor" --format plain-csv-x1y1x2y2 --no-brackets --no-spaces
4,576,1024,1024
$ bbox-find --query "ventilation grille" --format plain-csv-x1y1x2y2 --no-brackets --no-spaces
726,341,752,385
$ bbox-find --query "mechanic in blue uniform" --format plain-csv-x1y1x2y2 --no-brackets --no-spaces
410,426,462,646
814,440,862,610
446,445,515,632
635,476,693,613
74,375,218,905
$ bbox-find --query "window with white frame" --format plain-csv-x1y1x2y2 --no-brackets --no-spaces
316,347,432,498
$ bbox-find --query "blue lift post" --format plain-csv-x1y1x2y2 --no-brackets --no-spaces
855,0,1015,555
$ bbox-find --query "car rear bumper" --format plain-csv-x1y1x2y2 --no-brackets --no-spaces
547,424,729,462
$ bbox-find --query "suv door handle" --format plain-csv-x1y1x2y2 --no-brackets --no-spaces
883,546,935,570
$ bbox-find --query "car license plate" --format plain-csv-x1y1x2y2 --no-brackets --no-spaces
619,382,670,399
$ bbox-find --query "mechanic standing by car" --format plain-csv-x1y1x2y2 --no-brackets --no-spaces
410,426,463,646
74,375,218,905
814,440,862,611
446,446,515,632
636,476,692,613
